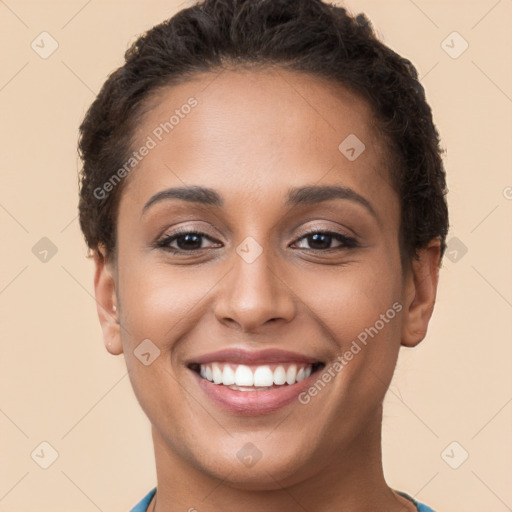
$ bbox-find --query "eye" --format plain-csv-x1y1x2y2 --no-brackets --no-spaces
292,230,358,251
156,229,221,253
155,228,358,254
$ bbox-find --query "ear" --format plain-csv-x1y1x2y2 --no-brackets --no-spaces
401,238,441,348
92,245,123,355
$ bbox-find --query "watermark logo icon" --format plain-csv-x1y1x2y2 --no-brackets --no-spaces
236,237,263,264
32,237,58,263
441,31,469,59
445,237,468,263
31,441,59,469
236,442,262,468
441,441,469,469
31,31,59,59
134,339,161,366
338,134,365,161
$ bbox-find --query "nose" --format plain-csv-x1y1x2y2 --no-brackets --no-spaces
213,244,296,333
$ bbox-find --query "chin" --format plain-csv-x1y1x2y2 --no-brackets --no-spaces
193,441,320,490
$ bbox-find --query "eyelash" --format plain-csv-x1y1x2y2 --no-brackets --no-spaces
155,227,359,254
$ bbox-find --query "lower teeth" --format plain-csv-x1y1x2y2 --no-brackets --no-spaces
226,384,283,391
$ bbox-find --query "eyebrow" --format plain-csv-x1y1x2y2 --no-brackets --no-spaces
142,185,223,216
141,184,377,219
285,184,377,219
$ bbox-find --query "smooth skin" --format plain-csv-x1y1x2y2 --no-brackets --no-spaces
93,67,440,512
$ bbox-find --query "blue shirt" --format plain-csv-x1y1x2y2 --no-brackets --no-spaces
396,490,437,511
130,487,155,512
130,487,437,511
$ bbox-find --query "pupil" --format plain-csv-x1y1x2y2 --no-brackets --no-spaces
178,234,201,250
309,233,331,249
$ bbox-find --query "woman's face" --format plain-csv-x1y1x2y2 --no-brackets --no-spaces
95,68,439,488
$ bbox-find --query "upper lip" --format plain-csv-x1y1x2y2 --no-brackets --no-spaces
186,348,324,366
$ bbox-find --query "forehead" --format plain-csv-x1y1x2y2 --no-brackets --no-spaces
121,67,394,211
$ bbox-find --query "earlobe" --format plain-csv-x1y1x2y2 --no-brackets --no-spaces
401,239,441,348
93,245,123,355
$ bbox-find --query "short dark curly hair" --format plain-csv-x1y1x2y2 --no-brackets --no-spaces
78,0,449,267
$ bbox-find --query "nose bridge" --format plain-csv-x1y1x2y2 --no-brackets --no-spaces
214,236,295,331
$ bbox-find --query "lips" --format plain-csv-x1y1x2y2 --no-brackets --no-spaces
186,347,324,366
185,348,326,415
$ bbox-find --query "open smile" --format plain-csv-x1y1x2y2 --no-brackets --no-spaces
187,350,326,415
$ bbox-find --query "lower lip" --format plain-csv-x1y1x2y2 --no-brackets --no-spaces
190,368,321,415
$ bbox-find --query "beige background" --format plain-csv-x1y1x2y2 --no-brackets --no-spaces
1,0,511,510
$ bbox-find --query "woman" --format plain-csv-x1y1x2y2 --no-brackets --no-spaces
77,0,448,510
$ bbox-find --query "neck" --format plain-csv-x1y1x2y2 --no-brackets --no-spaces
149,405,413,512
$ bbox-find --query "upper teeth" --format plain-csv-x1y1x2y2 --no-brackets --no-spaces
199,363,313,387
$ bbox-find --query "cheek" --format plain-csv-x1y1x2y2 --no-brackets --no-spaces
295,252,404,399
116,257,218,423
118,260,218,347
299,257,402,344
